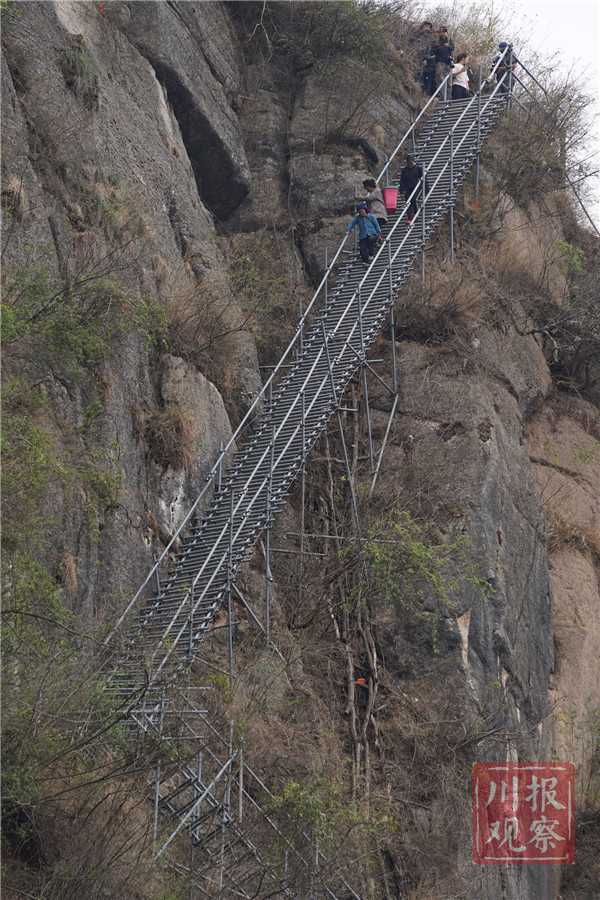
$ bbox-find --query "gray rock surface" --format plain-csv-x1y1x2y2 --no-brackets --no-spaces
1,0,258,623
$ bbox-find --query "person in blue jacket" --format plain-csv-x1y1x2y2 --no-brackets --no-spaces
346,201,382,264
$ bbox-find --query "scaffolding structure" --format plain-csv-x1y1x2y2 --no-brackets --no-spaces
93,48,597,896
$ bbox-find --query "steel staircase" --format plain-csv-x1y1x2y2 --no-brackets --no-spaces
110,97,508,692
102,51,517,897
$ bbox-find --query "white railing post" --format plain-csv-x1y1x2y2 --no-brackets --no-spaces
475,63,482,198
449,131,455,262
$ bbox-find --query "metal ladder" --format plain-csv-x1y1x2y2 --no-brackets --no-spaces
102,50,516,897
109,101,509,689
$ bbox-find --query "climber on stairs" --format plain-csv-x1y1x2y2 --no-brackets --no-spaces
492,42,518,93
346,202,383,264
451,52,471,99
362,178,388,230
399,155,426,224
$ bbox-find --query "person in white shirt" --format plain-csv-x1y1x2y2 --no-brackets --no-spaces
451,53,470,100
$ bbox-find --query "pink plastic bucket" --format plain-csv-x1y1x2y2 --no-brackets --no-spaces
382,187,398,212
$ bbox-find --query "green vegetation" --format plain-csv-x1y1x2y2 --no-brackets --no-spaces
271,779,349,847
1,229,169,891
240,1,413,137
2,264,164,380
229,231,307,367
59,40,99,111
364,509,489,650
528,237,600,395
556,239,586,275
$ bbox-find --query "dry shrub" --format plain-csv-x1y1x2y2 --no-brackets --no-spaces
1,174,27,220
150,253,169,290
544,507,600,558
3,760,180,900
164,263,250,379
228,230,309,368
483,74,594,208
395,259,482,344
373,666,477,897
560,808,600,899
61,551,78,597
545,507,585,554
546,392,600,442
144,406,194,471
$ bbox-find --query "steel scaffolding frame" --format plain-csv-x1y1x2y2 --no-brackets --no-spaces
90,47,598,896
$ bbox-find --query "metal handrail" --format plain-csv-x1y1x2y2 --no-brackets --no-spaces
102,76,453,646
106,47,513,651
353,63,511,297
377,70,452,185
146,74,513,682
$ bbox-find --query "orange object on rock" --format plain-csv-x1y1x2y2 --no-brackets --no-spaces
355,677,368,687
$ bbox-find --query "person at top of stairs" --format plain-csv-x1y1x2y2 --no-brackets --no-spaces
437,26,454,52
346,202,383,264
492,41,518,93
452,52,471,100
409,19,434,94
362,178,388,230
433,33,454,94
399,155,425,224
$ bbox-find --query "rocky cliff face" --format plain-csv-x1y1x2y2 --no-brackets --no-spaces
2,3,598,899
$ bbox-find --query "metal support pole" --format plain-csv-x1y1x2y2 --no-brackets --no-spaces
449,132,455,262
321,321,360,528
421,166,427,284
356,273,374,472
362,368,375,475
388,238,398,394
475,63,482,199
190,750,203,851
324,247,328,309
299,391,306,607
265,415,275,645
227,490,235,687
411,117,417,157
218,723,234,898
357,284,365,352
152,693,166,852
238,738,244,823
153,553,161,595
187,579,194,663
507,45,514,108
266,380,273,426
217,442,224,493
368,394,400,500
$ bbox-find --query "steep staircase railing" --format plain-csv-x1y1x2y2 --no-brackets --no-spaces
104,48,513,671
104,50,512,687
95,45,541,897
101,64,459,656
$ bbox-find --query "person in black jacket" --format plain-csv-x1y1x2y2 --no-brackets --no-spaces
492,42,518,93
399,155,425,223
433,33,454,93
422,46,437,95
410,20,434,93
